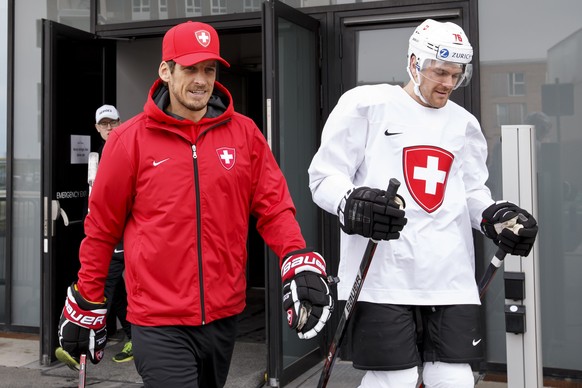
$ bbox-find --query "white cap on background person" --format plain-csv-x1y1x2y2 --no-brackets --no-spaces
95,104,120,123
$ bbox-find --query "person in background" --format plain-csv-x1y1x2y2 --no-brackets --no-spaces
308,19,538,387
94,104,121,142
94,104,133,363
55,21,333,387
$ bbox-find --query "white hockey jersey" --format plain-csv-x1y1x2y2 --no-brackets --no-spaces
308,84,494,305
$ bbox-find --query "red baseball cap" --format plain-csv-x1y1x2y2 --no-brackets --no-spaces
162,21,230,68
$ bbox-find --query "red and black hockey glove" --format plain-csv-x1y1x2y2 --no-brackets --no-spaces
56,283,107,370
337,187,407,241
281,249,334,340
481,201,538,257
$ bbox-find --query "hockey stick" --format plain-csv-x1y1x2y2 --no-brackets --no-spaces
78,353,87,388
87,152,99,198
72,154,98,388
478,248,507,299
317,178,401,388
478,213,527,299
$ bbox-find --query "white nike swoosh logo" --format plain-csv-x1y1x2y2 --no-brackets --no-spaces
153,158,170,166
114,249,124,253
472,339,482,346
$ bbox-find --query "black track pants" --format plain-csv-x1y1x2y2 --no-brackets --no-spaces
132,316,237,388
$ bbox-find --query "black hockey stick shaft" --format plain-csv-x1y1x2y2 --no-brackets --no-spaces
317,178,401,388
478,247,507,299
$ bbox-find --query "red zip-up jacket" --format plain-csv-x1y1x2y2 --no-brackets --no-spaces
77,79,305,326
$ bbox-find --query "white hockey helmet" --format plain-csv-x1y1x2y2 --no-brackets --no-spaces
407,19,473,89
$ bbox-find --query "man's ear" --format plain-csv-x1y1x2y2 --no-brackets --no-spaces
409,54,421,84
409,55,418,77
159,61,171,82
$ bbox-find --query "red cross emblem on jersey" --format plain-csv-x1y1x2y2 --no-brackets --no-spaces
403,146,454,213
195,30,211,47
216,147,236,170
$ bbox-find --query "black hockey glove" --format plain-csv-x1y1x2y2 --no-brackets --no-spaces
281,249,334,340
56,283,107,370
337,186,407,241
481,201,538,257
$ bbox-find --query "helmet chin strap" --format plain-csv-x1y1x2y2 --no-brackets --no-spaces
413,83,432,107
406,59,434,108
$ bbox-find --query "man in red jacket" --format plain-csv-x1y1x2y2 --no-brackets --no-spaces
55,21,333,387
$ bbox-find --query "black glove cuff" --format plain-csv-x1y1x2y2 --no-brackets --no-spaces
70,283,107,311
337,188,356,228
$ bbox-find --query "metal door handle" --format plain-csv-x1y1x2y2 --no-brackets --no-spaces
51,199,70,227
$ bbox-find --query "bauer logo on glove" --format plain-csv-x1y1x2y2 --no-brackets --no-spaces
281,249,334,340
64,295,107,328
281,251,326,279
56,283,108,370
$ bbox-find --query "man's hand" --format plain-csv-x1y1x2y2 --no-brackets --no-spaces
281,250,334,340
481,201,538,256
337,187,407,241
56,283,107,370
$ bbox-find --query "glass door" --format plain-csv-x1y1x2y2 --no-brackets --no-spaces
41,20,115,364
262,0,322,385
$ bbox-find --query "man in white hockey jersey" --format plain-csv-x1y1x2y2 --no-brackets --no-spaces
308,19,538,387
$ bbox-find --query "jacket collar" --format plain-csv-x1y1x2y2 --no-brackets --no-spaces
144,78,234,136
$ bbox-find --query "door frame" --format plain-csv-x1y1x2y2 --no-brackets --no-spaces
263,0,323,385
40,19,116,364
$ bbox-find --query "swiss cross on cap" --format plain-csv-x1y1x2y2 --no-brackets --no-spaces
403,145,454,213
195,30,211,47
162,21,230,67
216,147,236,170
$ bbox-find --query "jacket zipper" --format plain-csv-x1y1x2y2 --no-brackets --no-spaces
191,143,205,324
190,118,230,325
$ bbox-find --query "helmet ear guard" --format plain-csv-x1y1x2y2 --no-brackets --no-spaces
457,62,473,88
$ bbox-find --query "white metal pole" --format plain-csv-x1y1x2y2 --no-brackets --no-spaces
501,125,543,387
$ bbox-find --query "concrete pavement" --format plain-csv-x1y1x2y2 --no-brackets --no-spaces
0,334,508,387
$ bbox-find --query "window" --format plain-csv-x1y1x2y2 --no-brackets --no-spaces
508,72,525,96
496,103,526,126
243,0,261,12
185,0,201,16
211,0,226,15
158,0,168,19
132,0,150,21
